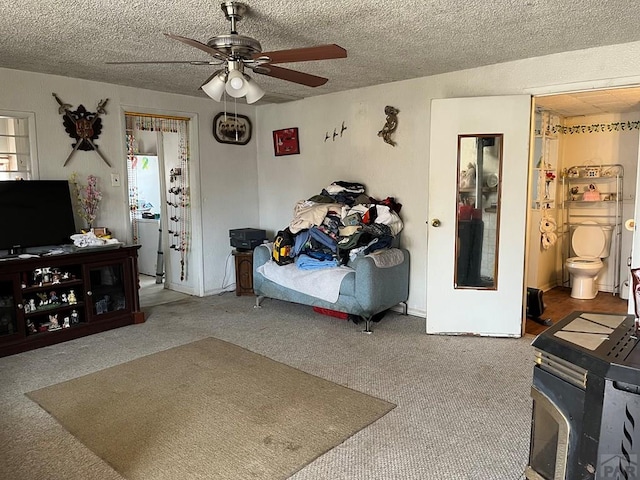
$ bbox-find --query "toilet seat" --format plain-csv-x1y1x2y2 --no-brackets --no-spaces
566,257,603,268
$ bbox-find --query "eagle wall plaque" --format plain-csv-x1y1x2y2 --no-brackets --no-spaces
53,93,111,166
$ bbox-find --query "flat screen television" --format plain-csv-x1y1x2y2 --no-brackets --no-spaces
0,180,77,253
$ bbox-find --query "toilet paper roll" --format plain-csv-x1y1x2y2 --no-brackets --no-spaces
625,219,635,231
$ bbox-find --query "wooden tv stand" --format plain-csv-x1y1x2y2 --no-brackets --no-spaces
0,245,144,358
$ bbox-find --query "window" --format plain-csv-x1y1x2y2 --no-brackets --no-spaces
0,112,37,180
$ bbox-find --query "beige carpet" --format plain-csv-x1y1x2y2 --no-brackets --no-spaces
26,337,395,480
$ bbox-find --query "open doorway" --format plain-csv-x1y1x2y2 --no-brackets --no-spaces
524,88,640,334
124,113,193,307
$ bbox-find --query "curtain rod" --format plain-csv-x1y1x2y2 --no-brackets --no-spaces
124,112,191,122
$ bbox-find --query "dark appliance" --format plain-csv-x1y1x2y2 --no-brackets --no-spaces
526,311,640,479
229,228,266,251
0,180,76,254
456,218,483,286
527,287,552,326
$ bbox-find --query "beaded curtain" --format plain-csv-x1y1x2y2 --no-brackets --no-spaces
125,114,190,281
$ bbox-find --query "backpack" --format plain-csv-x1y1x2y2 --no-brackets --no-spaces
272,228,295,265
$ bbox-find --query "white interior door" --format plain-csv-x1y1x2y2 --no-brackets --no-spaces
627,134,640,315
426,95,532,336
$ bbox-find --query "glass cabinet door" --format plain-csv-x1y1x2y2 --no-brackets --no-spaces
0,278,19,339
87,263,129,318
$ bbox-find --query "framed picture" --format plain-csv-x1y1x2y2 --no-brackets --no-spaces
273,128,300,156
212,112,252,145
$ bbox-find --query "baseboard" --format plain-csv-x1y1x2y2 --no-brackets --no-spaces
398,305,425,318
165,283,199,296
204,286,236,296
533,282,557,292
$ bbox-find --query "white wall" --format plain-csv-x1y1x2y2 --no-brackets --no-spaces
256,41,640,317
5,40,640,314
0,67,259,296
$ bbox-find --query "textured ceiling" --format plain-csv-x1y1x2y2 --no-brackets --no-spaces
4,1,640,105
536,87,640,117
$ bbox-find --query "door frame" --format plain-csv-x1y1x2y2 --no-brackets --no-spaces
525,79,640,323
118,107,204,297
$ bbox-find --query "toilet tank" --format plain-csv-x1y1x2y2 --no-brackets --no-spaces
572,221,613,258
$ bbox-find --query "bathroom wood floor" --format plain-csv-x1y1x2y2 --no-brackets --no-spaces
525,286,629,337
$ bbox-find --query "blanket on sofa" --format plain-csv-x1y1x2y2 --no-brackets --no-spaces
257,260,354,303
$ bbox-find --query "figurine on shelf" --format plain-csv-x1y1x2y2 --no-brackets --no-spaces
61,272,70,280
95,298,108,315
460,163,477,189
48,314,61,331
67,290,77,305
570,186,580,201
33,268,42,285
62,317,70,328
70,310,80,325
49,291,59,303
61,293,68,304
28,298,36,312
26,319,37,334
583,183,601,201
37,292,49,307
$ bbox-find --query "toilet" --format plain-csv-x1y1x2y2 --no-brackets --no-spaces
565,220,613,299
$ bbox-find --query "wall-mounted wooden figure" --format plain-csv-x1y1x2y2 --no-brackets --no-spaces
378,106,399,147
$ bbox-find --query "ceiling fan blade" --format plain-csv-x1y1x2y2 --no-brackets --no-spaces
255,44,347,64
164,33,228,61
253,65,328,87
106,60,219,65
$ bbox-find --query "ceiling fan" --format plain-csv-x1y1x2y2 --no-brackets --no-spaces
107,1,347,103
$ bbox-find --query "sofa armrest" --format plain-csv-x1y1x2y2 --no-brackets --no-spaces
351,248,410,315
252,243,272,292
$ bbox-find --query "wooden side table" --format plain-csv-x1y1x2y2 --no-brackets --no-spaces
232,249,254,296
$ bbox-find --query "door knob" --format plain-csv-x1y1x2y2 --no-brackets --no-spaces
431,218,441,227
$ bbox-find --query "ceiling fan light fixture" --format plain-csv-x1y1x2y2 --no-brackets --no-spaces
244,75,265,104
225,69,248,98
201,72,227,101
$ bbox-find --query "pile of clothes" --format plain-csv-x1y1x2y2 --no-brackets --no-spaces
273,181,403,270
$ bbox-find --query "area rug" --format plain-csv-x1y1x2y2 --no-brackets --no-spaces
26,337,395,480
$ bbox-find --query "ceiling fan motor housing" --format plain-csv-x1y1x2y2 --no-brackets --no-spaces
207,34,262,59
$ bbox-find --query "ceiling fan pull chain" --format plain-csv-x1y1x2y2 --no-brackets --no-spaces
223,93,228,120
234,97,239,142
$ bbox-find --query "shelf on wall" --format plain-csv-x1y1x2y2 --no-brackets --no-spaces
565,200,618,206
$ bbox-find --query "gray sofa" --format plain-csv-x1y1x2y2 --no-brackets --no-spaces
252,243,410,332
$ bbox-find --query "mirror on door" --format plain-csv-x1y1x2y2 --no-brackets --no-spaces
455,134,503,289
